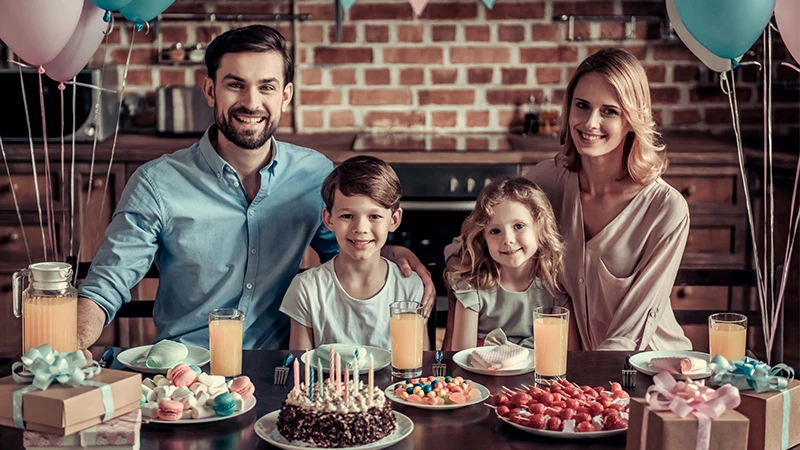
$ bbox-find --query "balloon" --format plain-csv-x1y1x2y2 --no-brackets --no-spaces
120,0,175,25
667,0,738,72
674,0,776,60
91,0,134,10
44,0,108,82
0,0,83,66
775,0,800,63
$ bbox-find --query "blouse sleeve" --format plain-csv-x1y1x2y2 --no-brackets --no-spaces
597,207,690,351
449,275,481,312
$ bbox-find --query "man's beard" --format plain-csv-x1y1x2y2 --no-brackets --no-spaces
215,106,278,150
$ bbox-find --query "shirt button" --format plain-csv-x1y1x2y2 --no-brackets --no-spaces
233,181,240,188
250,248,256,255
246,283,253,290
579,278,584,284
649,310,657,318
249,209,255,216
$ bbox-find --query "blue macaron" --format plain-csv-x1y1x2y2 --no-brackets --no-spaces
188,365,202,376
213,392,237,417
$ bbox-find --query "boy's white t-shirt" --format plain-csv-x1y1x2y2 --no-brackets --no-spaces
279,257,425,350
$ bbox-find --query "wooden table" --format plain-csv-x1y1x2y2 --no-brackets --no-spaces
0,350,710,449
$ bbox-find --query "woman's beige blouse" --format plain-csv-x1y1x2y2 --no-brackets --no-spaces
525,159,692,351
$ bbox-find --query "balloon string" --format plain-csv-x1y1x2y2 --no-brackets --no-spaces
62,81,118,94
70,76,76,257
60,83,66,266
0,136,31,264
37,67,58,262
780,62,800,74
17,63,48,262
73,9,116,286
724,70,770,359
765,28,776,359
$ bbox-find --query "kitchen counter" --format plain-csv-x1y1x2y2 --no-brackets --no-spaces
0,131,750,165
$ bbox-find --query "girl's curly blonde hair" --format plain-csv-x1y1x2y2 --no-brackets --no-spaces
446,177,564,296
557,48,667,185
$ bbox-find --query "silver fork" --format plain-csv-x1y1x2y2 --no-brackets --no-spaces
274,353,295,385
432,350,446,377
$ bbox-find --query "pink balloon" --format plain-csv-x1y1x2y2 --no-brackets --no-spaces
0,0,83,66
44,0,108,82
775,0,800,63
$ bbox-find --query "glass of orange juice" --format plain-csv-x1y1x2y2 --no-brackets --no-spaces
709,312,747,361
390,301,424,378
533,306,569,385
208,308,244,377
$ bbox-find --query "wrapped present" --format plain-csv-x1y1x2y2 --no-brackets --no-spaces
23,409,140,449
708,355,799,450
626,371,748,450
0,345,141,436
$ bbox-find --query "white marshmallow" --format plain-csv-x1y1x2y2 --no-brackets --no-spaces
189,382,208,395
141,402,160,419
141,384,154,398
155,385,176,401
231,392,245,411
180,409,192,420
208,375,226,388
196,373,212,386
142,378,157,390
195,391,210,405
208,383,227,396
146,390,158,403
191,406,216,419
154,375,170,387
172,386,193,401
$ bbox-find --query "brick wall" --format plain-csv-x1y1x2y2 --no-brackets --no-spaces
100,0,799,140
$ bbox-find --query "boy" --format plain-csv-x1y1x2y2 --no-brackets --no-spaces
280,156,429,350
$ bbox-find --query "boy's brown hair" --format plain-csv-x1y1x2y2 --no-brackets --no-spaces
321,156,402,211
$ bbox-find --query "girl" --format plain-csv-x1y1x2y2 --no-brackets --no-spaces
444,177,578,351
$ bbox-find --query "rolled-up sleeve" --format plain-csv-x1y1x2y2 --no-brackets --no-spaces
77,167,164,325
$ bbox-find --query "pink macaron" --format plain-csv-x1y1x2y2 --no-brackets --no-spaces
158,400,184,421
228,376,255,400
167,363,197,387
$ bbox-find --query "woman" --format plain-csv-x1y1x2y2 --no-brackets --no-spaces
446,48,691,351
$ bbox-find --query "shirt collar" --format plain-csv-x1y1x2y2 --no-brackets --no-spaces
199,125,281,177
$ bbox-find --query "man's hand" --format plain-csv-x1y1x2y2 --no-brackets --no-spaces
78,297,107,354
383,245,435,318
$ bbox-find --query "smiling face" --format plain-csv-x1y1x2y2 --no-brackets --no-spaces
568,72,632,162
482,200,540,271
203,51,293,150
323,190,402,263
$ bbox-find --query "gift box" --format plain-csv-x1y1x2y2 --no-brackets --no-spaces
736,380,800,450
23,409,140,449
0,368,141,436
626,397,749,450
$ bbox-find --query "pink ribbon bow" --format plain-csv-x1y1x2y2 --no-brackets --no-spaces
641,371,741,450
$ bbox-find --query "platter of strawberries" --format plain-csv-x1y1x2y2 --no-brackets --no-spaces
486,378,630,439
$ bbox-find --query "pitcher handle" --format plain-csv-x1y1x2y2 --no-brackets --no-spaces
11,268,28,318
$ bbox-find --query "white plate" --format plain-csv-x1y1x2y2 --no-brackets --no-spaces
254,410,413,450
117,345,211,374
497,412,627,439
384,380,490,410
628,350,712,380
300,346,392,375
452,346,535,377
147,397,256,425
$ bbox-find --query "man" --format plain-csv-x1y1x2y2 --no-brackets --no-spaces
77,25,433,352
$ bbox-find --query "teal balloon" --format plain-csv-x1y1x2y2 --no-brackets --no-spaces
119,0,175,24
674,0,776,59
91,0,133,10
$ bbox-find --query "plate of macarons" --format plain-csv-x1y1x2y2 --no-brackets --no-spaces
141,363,258,425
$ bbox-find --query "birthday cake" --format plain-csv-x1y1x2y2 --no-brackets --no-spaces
276,379,395,447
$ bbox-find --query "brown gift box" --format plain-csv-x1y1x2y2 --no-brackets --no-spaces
736,380,800,450
0,368,141,436
626,397,749,450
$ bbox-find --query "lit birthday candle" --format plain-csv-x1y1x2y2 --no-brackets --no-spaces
318,358,324,399
329,346,335,379
344,365,350,407
368,354,374,406
335,353,341,393
309,367,315,401
353,351,359,398
293,357,300,392
304,349,310,394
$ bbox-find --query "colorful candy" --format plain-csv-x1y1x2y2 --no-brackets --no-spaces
393,375,480,406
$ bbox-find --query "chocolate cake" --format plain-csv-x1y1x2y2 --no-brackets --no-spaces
276,381,396,448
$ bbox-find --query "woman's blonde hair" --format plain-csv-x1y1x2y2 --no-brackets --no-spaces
446,178,564,296
557,48,667,185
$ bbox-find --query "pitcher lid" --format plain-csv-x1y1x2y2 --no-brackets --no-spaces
28,262,73,282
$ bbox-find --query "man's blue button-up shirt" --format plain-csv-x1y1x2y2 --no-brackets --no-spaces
78,126,338,349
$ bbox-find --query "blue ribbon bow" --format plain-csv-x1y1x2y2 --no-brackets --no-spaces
11,345,115,429
708,355,794,393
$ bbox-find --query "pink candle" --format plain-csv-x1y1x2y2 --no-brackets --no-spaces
329,346,334,382
344,365,350,407
335,353,341,393
293,357,300,391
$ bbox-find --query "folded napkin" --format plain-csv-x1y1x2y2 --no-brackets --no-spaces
317,344,368,370
650,356,708,375
145,340,189,369
469,329,530,370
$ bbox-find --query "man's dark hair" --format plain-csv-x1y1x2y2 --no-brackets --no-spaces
204,25,293,86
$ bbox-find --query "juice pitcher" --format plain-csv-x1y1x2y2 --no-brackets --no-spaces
12,262,78,353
